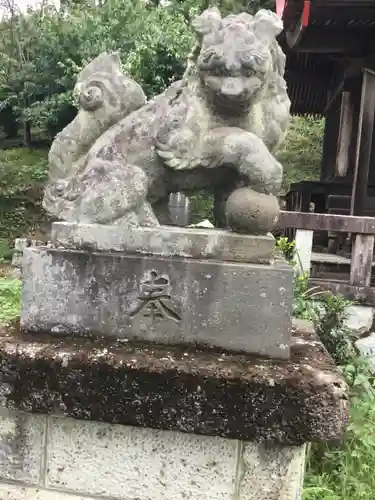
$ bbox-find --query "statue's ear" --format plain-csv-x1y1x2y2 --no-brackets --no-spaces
252,9,283,44
109,52,121,65
192,7,222,38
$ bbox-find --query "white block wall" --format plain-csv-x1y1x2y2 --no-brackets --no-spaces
0,408,305,500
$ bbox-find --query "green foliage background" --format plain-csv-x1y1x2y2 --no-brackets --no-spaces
0,148,48,256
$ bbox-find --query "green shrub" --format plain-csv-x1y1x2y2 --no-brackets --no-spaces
0,0,194,137
0,238,13,261
0,148,48,251
276,116,324,191
188,191,214,224
279,237,375,500
124,8,193,97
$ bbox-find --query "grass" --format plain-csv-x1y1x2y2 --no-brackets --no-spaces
0,276,21,324
303,375,375,500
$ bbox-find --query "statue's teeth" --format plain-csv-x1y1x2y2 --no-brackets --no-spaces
158,150,174,160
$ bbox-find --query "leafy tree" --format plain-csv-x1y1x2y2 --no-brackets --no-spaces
0,0,277,142
124,8,193,96
0,0,195,140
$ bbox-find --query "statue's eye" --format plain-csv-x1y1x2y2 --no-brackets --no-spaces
244,68,255,77
241,52,253,67
253,55,265,67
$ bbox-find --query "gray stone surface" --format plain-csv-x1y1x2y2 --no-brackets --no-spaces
51,222,276,264
0,414,307,500
225,187,280,235
20,246,293,358
45,417,238,500
0,408,45,486
238,443,306,500
0,484,98,500
12,238,43,270
43,9,290,235
343,304,374,334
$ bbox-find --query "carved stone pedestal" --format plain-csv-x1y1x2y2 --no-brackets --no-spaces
20,223,293,359
0,320,347,500
9,226,347,500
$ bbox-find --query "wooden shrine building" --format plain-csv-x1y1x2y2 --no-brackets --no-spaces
276,0,375,219
273,1,375,299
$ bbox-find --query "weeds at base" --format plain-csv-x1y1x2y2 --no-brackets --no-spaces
276,237,375,500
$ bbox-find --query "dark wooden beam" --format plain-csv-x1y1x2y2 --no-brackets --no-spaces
351,69,375,216
277,211,375,234
285,71,332,90
291,28,374,54
368,120,375,185
345,82,362,181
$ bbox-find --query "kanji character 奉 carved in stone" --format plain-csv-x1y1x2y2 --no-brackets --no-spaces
43,8,290,234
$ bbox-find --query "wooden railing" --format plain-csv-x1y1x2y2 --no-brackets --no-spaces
277,211,375,287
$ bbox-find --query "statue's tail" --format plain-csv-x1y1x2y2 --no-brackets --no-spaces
44,52,146,216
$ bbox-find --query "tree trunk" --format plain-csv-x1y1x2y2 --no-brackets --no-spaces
24,121,32,148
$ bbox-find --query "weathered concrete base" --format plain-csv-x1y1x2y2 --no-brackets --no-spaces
0,321,347,444
20,246,293,359
51,222,276,264
0,408,306,500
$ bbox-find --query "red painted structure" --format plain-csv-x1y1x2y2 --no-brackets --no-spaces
276,0,310,28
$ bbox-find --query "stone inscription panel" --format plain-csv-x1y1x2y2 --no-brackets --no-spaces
21,248,293,358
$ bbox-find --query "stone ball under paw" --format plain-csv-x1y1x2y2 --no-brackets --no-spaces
225,187,279,234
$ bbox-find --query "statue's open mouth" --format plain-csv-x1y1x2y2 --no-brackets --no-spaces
212,90,254,115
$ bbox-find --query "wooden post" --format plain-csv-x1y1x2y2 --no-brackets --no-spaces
350,234,375,287
320,104,341,181
350,69,375,216
343,80,361,182
295,229,314,276
336,91,353,177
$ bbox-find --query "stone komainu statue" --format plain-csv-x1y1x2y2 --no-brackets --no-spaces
43,8,290,234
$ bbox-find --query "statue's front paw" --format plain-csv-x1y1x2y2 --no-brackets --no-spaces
156,141,211,171
156,143,191,170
